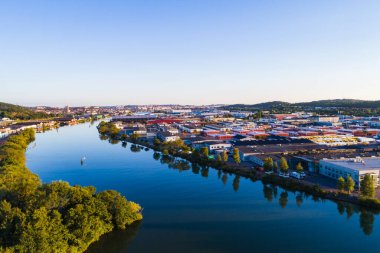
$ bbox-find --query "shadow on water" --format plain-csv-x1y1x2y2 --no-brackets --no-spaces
86,221,142,253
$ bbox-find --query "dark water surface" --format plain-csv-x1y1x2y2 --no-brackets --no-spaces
26,123,380,253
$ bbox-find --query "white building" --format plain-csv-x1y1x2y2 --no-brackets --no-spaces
319,157,380,188
157,132,180,142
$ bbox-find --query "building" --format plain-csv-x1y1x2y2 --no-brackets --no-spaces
192,140,231,153
157,131,180,142
319,157,380,187
121,127,147,136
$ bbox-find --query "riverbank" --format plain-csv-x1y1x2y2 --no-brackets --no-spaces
0,129,143,252
98,124,380,212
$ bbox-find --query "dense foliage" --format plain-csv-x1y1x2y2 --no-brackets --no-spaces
0,102,53,120
0,129,142,252
97,121,120,138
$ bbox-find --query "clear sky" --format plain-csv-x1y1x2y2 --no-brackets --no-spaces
1,0,379,106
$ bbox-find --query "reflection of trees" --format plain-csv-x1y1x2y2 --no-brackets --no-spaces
130,144,141,152
296,193,303,207
158,155,191,172
153,152,160,161
345,204,354,220
337,202,345,215
232,175,240,192
168,160,191,172
279,191,288,209
201,167,209,178
99,134,108,141
191,163,200,174
222,174,228,185
109,139,120,145
217,170,222,179
360,210,375,236
263,183,274,202
160,154,174,164
86,220,142,253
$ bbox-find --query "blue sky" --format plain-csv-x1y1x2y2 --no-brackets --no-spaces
1,0,379,106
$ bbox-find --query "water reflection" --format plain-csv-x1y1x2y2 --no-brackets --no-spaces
150,151,377,236
92,137,379,251
360,210,375,235
86,221,142,253
232,175,240,192
148,147,379,237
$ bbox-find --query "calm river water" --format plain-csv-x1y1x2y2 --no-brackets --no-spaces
26,122,380,253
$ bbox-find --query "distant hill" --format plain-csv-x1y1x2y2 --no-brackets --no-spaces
295,99,380,109
224,99,380,110
221,99,380,116
0,102,51,120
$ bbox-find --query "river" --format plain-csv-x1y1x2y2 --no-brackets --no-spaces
26,122,380,253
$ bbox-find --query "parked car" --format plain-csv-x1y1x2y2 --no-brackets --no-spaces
279,172,290,178
300,172,306,178
291,172,302,179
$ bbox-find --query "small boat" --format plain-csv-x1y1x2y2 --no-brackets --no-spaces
80,156,86,165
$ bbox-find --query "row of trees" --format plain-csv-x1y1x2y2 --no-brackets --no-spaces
263,157,299,173
0,129,142,252
337,174,375,198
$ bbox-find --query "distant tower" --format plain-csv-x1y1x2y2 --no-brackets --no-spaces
64,105,71,114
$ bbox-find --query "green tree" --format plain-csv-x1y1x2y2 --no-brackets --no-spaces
345,176,355,194
295,162,303,172
263,157,274,172
360,174,375,198
279,157,289,172
200,147,209,158
337,176,345,192
232,148,240,165
130,132,140,141
221,151,228,163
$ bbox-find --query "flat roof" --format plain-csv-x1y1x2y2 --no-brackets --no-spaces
322,157,380,171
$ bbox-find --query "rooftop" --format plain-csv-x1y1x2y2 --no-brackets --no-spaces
322,157,380,171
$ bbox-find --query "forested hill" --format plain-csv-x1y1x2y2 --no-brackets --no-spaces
0,102,51,120
295,99,380,108
222,99,380,116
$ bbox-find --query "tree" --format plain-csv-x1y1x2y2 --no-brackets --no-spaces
263,157,274,172
221,151,228,163
153,138,161,147
345,176,355,194
130,132,140,142
200,147,209,158
295,162,303,172
279,157,289,172
216,154,222,162
360,174,375,198
337,176,345,192
232,148,240,165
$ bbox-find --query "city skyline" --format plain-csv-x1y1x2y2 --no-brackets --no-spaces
2,0,380,106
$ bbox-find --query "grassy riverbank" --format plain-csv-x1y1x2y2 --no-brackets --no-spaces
0,129,143,252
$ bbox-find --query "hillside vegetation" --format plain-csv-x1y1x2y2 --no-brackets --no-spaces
0,129,142,252
0,102,52,120
222,99,380,116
